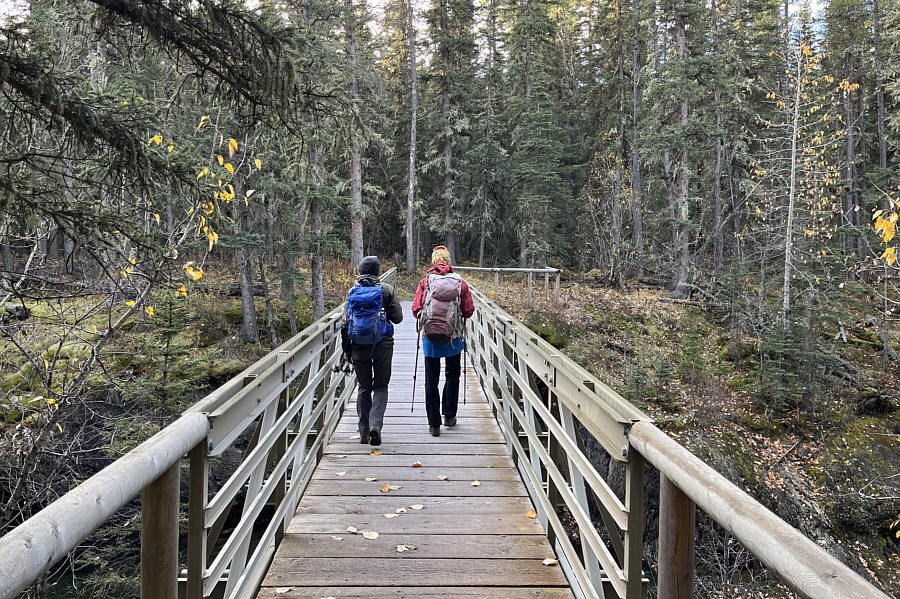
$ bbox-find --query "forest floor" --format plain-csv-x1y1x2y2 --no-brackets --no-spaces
458,270,900,598
2,262,898,597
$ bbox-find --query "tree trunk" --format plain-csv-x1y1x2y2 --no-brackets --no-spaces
281,253,298,337
782,52,802,327
232,174,260,343
712,0,724,272
631,0,644,280
346,0,364,267
613,0,625,289
303,0,326,319
670,8,690,298
258,258,279,346
405,0,418,271
874,0,888,171
439,0,456,263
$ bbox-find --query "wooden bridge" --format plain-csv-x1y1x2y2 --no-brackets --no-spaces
0,268,890,599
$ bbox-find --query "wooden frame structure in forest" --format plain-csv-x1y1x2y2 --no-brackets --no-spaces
0,267,891,599
453,265,562,307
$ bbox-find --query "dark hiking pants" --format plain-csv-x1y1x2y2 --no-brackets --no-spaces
352,338,394,436
424,353,461,428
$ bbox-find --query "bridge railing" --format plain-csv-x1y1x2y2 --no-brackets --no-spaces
0,268,397,599
453,265,562,307
465,285,890,599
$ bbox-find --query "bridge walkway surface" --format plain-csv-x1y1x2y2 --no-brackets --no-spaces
256,302,575,598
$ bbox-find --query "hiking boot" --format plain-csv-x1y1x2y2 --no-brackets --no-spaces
360,434,370,444
429,426,441,437
443,416,457,427
369,428,382,446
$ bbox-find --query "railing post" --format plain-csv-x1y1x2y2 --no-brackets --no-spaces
658,474,695,599
141,463,180,599
554,272,560,304
544,272,549,298
494,270,499,297
624,447,645,599
527,271,533,309
187,440,208,599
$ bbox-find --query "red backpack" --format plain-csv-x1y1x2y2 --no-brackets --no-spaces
417,272,463,343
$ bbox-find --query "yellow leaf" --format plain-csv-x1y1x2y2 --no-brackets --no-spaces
197,168,209,180
246,189,256,198
254,158,262,170
196,115,209,131
168,144,175,153
224,163,234,175
411,461,423,468
372,449,382,456
229,138,238,157
524,509,537,519
56,423,63,433
217,154,224,166
884,221,896,243
152,134,162,145
125,300,136,307
175,285,188,298
542,558,559,566
145,305,156,317
153,213,161,226
470,480,481,487
380,483,391,493
881,246,896,266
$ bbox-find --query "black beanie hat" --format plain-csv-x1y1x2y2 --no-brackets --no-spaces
358,255,381,276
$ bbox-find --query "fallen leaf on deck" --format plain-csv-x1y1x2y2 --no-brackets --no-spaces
396,544,417,553
347,526,358,534
336,454,348,459
412,461,423,468
372,449,383,456
389,485,401,490
336,471,346,477
350,434,360,440
274,588,292,594
471,480,481,487
362,530,379,539
384,513,399,518
330,536,343,541
525,509,537,519
410,504,424,510
365,477,378,482
437,474,448,480
395,507,408,513
380,483,392,493
542,558,559,566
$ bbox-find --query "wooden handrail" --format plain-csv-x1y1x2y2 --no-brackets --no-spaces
627,421,891,599
0,412,209,599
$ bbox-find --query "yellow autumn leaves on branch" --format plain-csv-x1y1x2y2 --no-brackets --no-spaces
874,205,898,266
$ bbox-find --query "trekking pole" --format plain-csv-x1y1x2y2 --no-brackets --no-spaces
462,326,467,406
412,329,421,413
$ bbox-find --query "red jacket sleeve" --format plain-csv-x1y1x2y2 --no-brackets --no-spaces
459,279,475,318
411,278,427,318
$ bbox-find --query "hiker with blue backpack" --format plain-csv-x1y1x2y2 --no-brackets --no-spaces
341,256,403,446
412,246,475,437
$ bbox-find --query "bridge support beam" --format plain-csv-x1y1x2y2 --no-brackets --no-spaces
658,474,695,599
142,463,180,599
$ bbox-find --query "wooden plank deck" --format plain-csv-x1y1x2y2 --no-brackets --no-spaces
257,302,575,599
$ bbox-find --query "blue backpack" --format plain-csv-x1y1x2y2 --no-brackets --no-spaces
346,283,393,345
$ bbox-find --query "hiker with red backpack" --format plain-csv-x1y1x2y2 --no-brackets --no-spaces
341,256,404,446
411,246,475,437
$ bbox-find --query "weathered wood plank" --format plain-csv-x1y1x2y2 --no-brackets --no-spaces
318,454,515,468
262,558,571,587
272,533,557,559
325,443,511,455
303,479,527,497
258,587,576,598
336,422,498,433
295,495,532,514
329,432,505,444
312,465,520,481
286,513,545,535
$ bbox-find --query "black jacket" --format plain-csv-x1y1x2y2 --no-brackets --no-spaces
341,276,403,354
